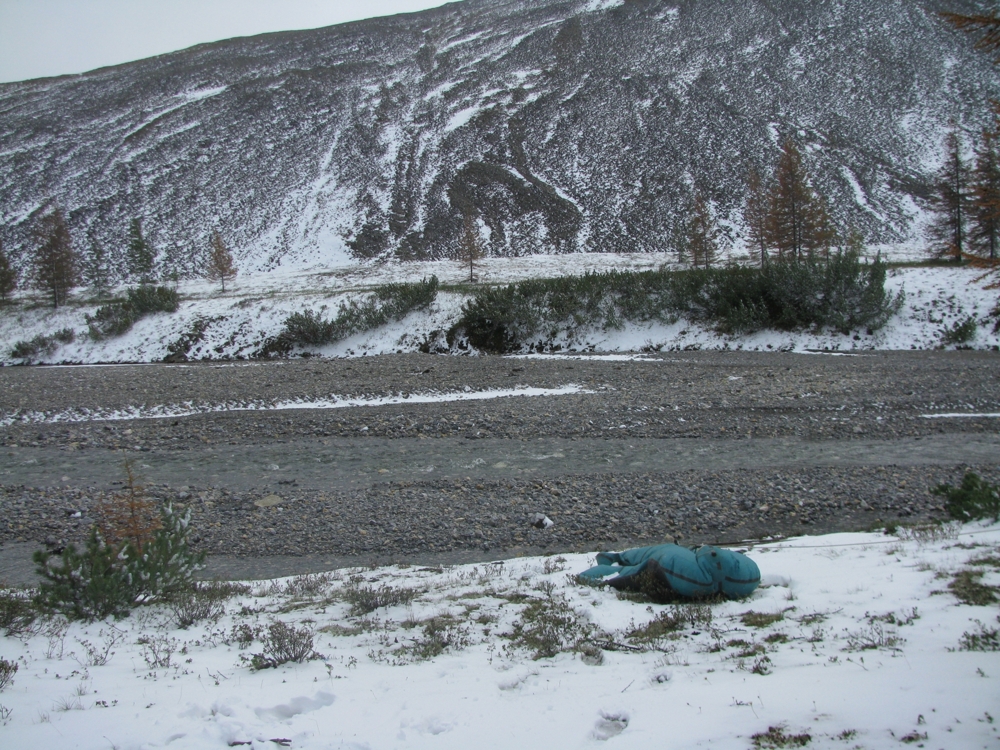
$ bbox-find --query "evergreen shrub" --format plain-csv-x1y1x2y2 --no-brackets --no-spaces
87,285,180,340
933,471,1000,522
940,316,979,345
0,589,37,637
455,253,903,353
259,276,438,356
33,503,205,621
10,328,75,359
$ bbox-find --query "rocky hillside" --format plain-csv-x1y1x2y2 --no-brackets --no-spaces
1,0,997,277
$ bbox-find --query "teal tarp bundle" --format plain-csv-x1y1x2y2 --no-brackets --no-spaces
579,543,760,600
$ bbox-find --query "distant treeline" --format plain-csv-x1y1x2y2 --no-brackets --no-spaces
0,214,236,308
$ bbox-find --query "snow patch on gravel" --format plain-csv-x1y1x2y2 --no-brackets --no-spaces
0,385,590,426
508,353,663,362
920,412,1000,419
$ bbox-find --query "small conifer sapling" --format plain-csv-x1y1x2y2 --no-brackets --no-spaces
206,231,237,292
93,459,161,553
0,238,17,304
459,213,482,283
34,208,78,308
127,218,157,284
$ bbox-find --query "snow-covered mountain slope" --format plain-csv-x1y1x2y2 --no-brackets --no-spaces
1,0,998,277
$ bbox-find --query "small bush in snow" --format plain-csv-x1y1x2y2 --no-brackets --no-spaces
137,634,179,669
229,622,263,649
933,471,1000,522
75,627,126,666
33,503,205,621
343,582,418,616
626,604,713,646
414,616,472,659
86,285,179,340
387,615,472,663
10,328,75,360
958,617,1000,651
750,725,811,749
0,658,17,692
504,595,596,660
843,621,904,651
169,587,228,629
249,621,318,669
947,570,998,606
258,276,438,356
0,588,39,637
281,572,335,599
742,610,785,628
940,315,978,345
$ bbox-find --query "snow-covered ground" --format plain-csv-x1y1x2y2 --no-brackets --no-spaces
1,252,998,364
1,522,998,749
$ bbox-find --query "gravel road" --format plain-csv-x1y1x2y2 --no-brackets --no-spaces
1,350,998,584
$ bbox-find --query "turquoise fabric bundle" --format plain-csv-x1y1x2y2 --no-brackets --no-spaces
579,543,760,600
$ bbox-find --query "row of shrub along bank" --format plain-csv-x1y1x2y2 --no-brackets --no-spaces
450,252,904,354
7,256,908,359
9,285,180,359
257,275,440,356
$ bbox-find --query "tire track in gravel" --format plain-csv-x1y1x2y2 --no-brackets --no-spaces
4,433,1000,491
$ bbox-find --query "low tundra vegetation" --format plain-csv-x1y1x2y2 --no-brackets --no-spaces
8,539,997,671
1,510,998,744
751,724,812,749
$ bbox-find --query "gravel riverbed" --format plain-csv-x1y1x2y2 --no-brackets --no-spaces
1,350,998,582
2,350,999,448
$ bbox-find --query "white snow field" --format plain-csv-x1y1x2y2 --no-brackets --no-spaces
1,252,997,364
1,522,998,749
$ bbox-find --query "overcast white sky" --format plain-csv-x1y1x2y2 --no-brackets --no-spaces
0,0,454,84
